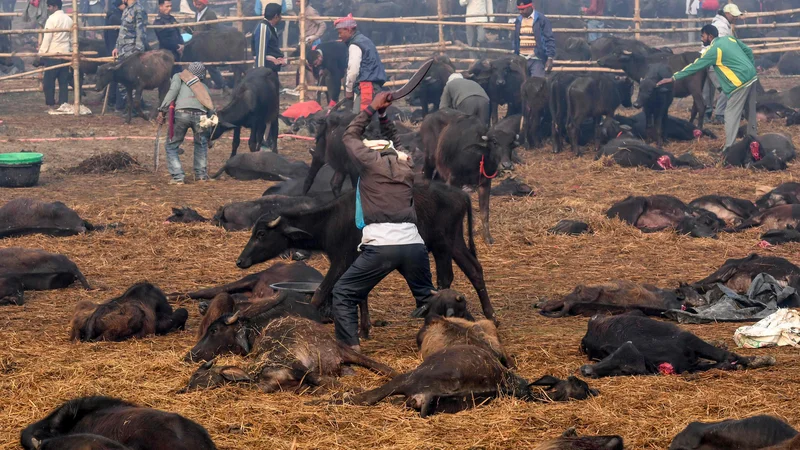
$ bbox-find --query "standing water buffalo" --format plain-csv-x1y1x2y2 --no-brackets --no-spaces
521,76,549,148
95,50,174,123
70,283,188,342
565,73,633,155
606,195,724,238
0,198,94,238
633,63,675,148
406,56,455,117
181,28,249,90
579,314,774,378
691,254,800,293
234,182,495,336
669,415,798,450
20,396,217,450
0,247,90,293
467,56,526,124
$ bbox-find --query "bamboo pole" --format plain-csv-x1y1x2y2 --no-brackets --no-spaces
235,0,243,32
299,0,306,102
101,84,110,115
634,0,640,40
0,61,72,82
72,0,80,115
0,51,97,57
437,0,444,52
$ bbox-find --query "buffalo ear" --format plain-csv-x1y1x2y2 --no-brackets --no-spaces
561,428,578,438
235,327,251,354
220,367,252,382
282,226,313,240
200,359,215,370
529,375,562,388
31,437,41,450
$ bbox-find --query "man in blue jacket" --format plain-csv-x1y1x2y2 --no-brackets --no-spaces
513,0,555,78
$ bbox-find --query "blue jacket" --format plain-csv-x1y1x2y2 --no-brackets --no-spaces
513,11,556,61
347,32,386,84
253,20,283,69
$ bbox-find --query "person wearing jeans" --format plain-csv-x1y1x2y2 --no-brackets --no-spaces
581,0,605,42
460,0,492,58
513,0,555,78
38,0,72,108
157,62,214,185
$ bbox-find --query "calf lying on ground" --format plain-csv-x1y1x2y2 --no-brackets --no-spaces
606,195,723,238
734,205,800,231
539,280,684,318
669,415,797,450
535,429,624,450
579,314,774,378
20,396,217,450
688,195,757,225
723,133,796,171
70,283,187,342
0,247,90,291
691,254,800,293
491,177,533,197
757,182,800,210
598,138,703,170
614,113,716,142
352,345,596,417
164,207,209,224
761,226,800,245
0,198,95,238
211,152,308,181
181,316,396,393
32,433,132,450
549,220,591,235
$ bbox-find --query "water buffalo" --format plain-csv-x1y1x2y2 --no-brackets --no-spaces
0,277,23,306
633,63,674,148
692,254,800,293
211,152,308,181
761,227,800,245
669,415,797,450
0,247,90,292
33,434,131,450
778,51,800,75
549,220,591,235
539,280,684,318
598,138,703,170
406,56,454,117
614,113,717,142
235,182,494,333
734,204,800,231
606,195,723,238
763,434,800,449
0,198,94,238
95,50,174,123
181,28,249,90
70,283,187,342
565,74,633,155
757,182,800,210
164,207,209,224
579,314,774,378
535,429,624,450
265,165,351,197
521,76,549,148
211,195,323,232
688,195,758,225
491,177,533,197
723,133,796,171
181,316,396,392
466,56,526,124
301,111,360,197
20,396,217,450
417,315,510,367
351,345,597,417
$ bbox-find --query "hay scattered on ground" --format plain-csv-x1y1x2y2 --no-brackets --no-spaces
65,151,143,175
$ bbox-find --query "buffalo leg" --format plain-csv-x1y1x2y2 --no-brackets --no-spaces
231,127,241,158
452,242,494,320
567,117,580,156
351,373,410,405
331,171,346,198
690,91,706,129
657,113,666,149
125,85,134,124
135,88,147,121
592,116,601,155
477,180,493,245
302,154,325,195
551,112,562,153
682,334,737,365
490,101,498,126
431,247,455,290
358,298,371,340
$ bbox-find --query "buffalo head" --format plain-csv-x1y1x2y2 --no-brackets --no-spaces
178,360,252,393
412,289,475,321
236,215,313,269
528,375,599,400
184,311,251,362
94,60,123,92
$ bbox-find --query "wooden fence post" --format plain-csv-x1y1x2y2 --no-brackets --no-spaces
71,0,81,115
299,0,306,101
437,0,444,51
236,0,243,31
634,0,640,40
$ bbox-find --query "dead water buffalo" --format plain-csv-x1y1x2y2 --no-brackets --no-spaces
181,28,249,89
351,345,597,417
33,434,131,450
70,283,188,342
210,67,280,155
211,151,308,181
0,247,90,291
95,50,174,124
692,254,800,293
614,113,717,142
734,205,800,231
539,280,683,318
235,183,493,337
598,138,703,170
0,198,94,238
723,133,796,171
761,227,800,245
164,207,209,224
579,314,773,378
181,316,396,392
689,195,758,225
549,220,591,235
406,56,454,117
417,315,510,367
20,396,217,450
669,415,797,450
211,195,322,231
757,182,800,210
565,73,634,155
535,429,624,450
466,56,526,124
170,261,322,300
421,110,521,244
491,177,533,197
764,435,800,450
606,195,723,238
265,165,352,197
0,277,23,305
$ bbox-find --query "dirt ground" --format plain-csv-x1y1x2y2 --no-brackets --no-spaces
0,76,799,450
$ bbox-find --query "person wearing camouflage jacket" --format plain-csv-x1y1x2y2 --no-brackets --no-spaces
113,0,147,58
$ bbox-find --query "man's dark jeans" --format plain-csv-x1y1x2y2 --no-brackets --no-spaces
331,244,435,346
43,59,70,106
166,110,209,182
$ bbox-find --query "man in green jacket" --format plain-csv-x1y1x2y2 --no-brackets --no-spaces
657,24,757,150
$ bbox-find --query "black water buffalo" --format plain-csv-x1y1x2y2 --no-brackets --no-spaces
70,283,187,342
212,195,323,231
491,177,533,197
761,227,800,246
181,28,249,89
734,205,800,231
211,151,308,181
549,220,591,235
558,37,592,61
606,195,723,237
0,247,90,293
466,56,526,124
0,198,94,238
264,166,351,197
301,111,360,197
297,41,347,105
778,51,800,75
521,76,549,148
589,36,658,61
351,345,597,417
235,182,495,333
692,254,800,293
757,182,800,210
598,138,703,170
33,434,131,450
633,63,675,148
182,316,396,392
535,429,624,450
723,133,796,171
579,314,773,378
211,67,280,155
614,113,716,142
20,396,217,450
0,277,23,306
95,50,174,123
669,415,797,450
689,195,758,225
406,56,454,117
539,280,683,318
164,207,209,224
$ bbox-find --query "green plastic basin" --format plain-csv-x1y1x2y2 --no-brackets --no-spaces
0,153,43,165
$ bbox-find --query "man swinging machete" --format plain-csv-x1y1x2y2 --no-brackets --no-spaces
331,60,438,353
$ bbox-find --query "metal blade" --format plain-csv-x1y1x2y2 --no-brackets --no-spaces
389,59,434,101
154,123,163,173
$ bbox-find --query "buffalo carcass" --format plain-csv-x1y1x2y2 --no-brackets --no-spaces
211,152,308,181
164,207,210,224
181,28,249,90
406,56,454,117
778,51,800,75
466,56,526,124
32,434,132,450
539,280,684,318
421,110,521,244
688,195,758,225
0,198,94,238
614,113,717,142
181,316,397,392
535,429,624,450
20,396,217,450
733,205,800,232
763,434,800,450
521,76,549,148
579,314,774,378
95,50,174,124
264,165,352,197
761,226,800,246
210,67,280,156
723,133,796,171
598,138,703,170
0,248,90,298
350,345,598,417
633,63,674,148
234,182,495,336
669,415,798,450
692,254,800,294
606,195,724,237
598,48,707,129
70,283,187,342
549,220,591,235
757,182,800,210
491,177,533,197
166,195,326,231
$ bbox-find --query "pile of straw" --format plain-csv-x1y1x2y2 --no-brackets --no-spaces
65,151,143,174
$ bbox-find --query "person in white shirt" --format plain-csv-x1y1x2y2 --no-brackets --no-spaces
460,0,492,57
38,0,72,108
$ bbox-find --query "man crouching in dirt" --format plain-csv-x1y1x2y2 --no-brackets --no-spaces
156,62,215,185
332,91,436,352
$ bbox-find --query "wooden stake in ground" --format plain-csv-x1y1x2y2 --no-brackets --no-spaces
71,0,81,116
298,0,306,102
101,84,110,115
634,0,641,40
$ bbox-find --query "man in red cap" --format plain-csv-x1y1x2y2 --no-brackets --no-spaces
335,14,387,113
513,0,555,78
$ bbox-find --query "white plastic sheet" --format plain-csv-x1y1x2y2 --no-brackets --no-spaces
734,309,800,348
